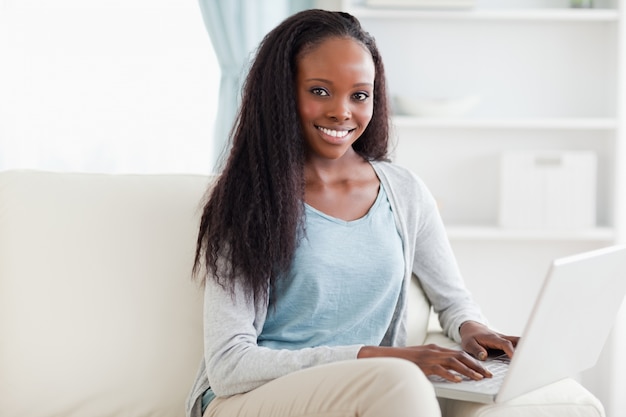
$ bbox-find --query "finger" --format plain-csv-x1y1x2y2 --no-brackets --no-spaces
435,352,491,381
504,335,520,348
445,360,487,381
478,334,517,359
464,338,488,361
430,365,464,383
454,353,492,379
430,362,485,383
489,337,516,358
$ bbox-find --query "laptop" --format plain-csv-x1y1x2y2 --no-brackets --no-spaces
430,244,626,403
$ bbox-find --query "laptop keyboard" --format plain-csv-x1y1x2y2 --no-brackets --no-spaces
429,354,510,390
465,357,509,389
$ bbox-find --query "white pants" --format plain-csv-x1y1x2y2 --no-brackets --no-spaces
204,357,442,417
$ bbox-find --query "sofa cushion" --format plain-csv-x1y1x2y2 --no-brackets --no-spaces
439,378,605,417
406,273,433,345
0,171,212,417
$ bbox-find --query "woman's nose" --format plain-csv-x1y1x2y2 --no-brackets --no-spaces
326,98,351,121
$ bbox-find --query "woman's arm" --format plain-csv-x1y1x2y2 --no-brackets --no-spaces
202,275,361,397
373,162,488,343
357,322,518,382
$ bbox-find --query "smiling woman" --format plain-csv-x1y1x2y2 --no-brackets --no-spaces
296,37,375,162
0,1,219,174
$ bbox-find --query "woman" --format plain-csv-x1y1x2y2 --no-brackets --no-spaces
186,9,518,417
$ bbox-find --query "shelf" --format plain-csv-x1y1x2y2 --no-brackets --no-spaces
391,117,618,130
446,226,615,241
348,8,619,22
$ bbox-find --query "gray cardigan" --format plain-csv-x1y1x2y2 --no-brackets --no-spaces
185,161,486,417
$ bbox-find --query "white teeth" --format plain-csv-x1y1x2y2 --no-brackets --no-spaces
318,126,350,138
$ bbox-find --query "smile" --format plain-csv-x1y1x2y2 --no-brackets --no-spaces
316,126,353,138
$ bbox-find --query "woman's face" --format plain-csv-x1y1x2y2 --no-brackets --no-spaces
295,36,375,161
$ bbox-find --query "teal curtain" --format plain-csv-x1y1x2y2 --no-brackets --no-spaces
197,0,317,172
198,0,314,172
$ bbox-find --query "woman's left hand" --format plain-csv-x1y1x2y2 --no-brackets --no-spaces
459,321,519,361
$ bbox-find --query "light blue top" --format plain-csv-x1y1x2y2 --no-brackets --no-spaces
259,184,404,350
202,185,404,412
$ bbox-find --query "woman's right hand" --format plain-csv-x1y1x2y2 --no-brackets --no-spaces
357,344,491,382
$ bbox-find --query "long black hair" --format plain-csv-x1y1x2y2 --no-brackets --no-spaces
194,9,390,301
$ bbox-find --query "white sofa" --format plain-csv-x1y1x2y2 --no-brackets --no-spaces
0,170,606,417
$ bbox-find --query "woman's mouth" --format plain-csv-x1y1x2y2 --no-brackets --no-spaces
316,126,354,139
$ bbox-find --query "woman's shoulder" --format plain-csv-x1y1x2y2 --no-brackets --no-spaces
372,160,436,210
371,160,426,189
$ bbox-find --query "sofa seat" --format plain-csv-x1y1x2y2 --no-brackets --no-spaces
0,170,605,417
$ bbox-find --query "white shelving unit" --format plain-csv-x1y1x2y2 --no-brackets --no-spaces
332,0,625,414
338,0,623,244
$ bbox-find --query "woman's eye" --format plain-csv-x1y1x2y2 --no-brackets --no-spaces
353,92,369,101
311,88,329,97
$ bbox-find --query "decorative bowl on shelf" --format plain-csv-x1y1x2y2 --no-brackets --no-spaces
393,95,481,118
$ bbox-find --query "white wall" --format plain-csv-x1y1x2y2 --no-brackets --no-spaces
0,0,220,174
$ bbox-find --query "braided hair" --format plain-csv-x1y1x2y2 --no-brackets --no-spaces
194,9,390,301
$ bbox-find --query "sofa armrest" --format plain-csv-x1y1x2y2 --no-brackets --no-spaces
0,171,213,417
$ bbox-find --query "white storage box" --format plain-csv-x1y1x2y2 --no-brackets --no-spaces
499,151,597,229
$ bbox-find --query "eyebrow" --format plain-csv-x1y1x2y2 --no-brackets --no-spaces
305,78,373,88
